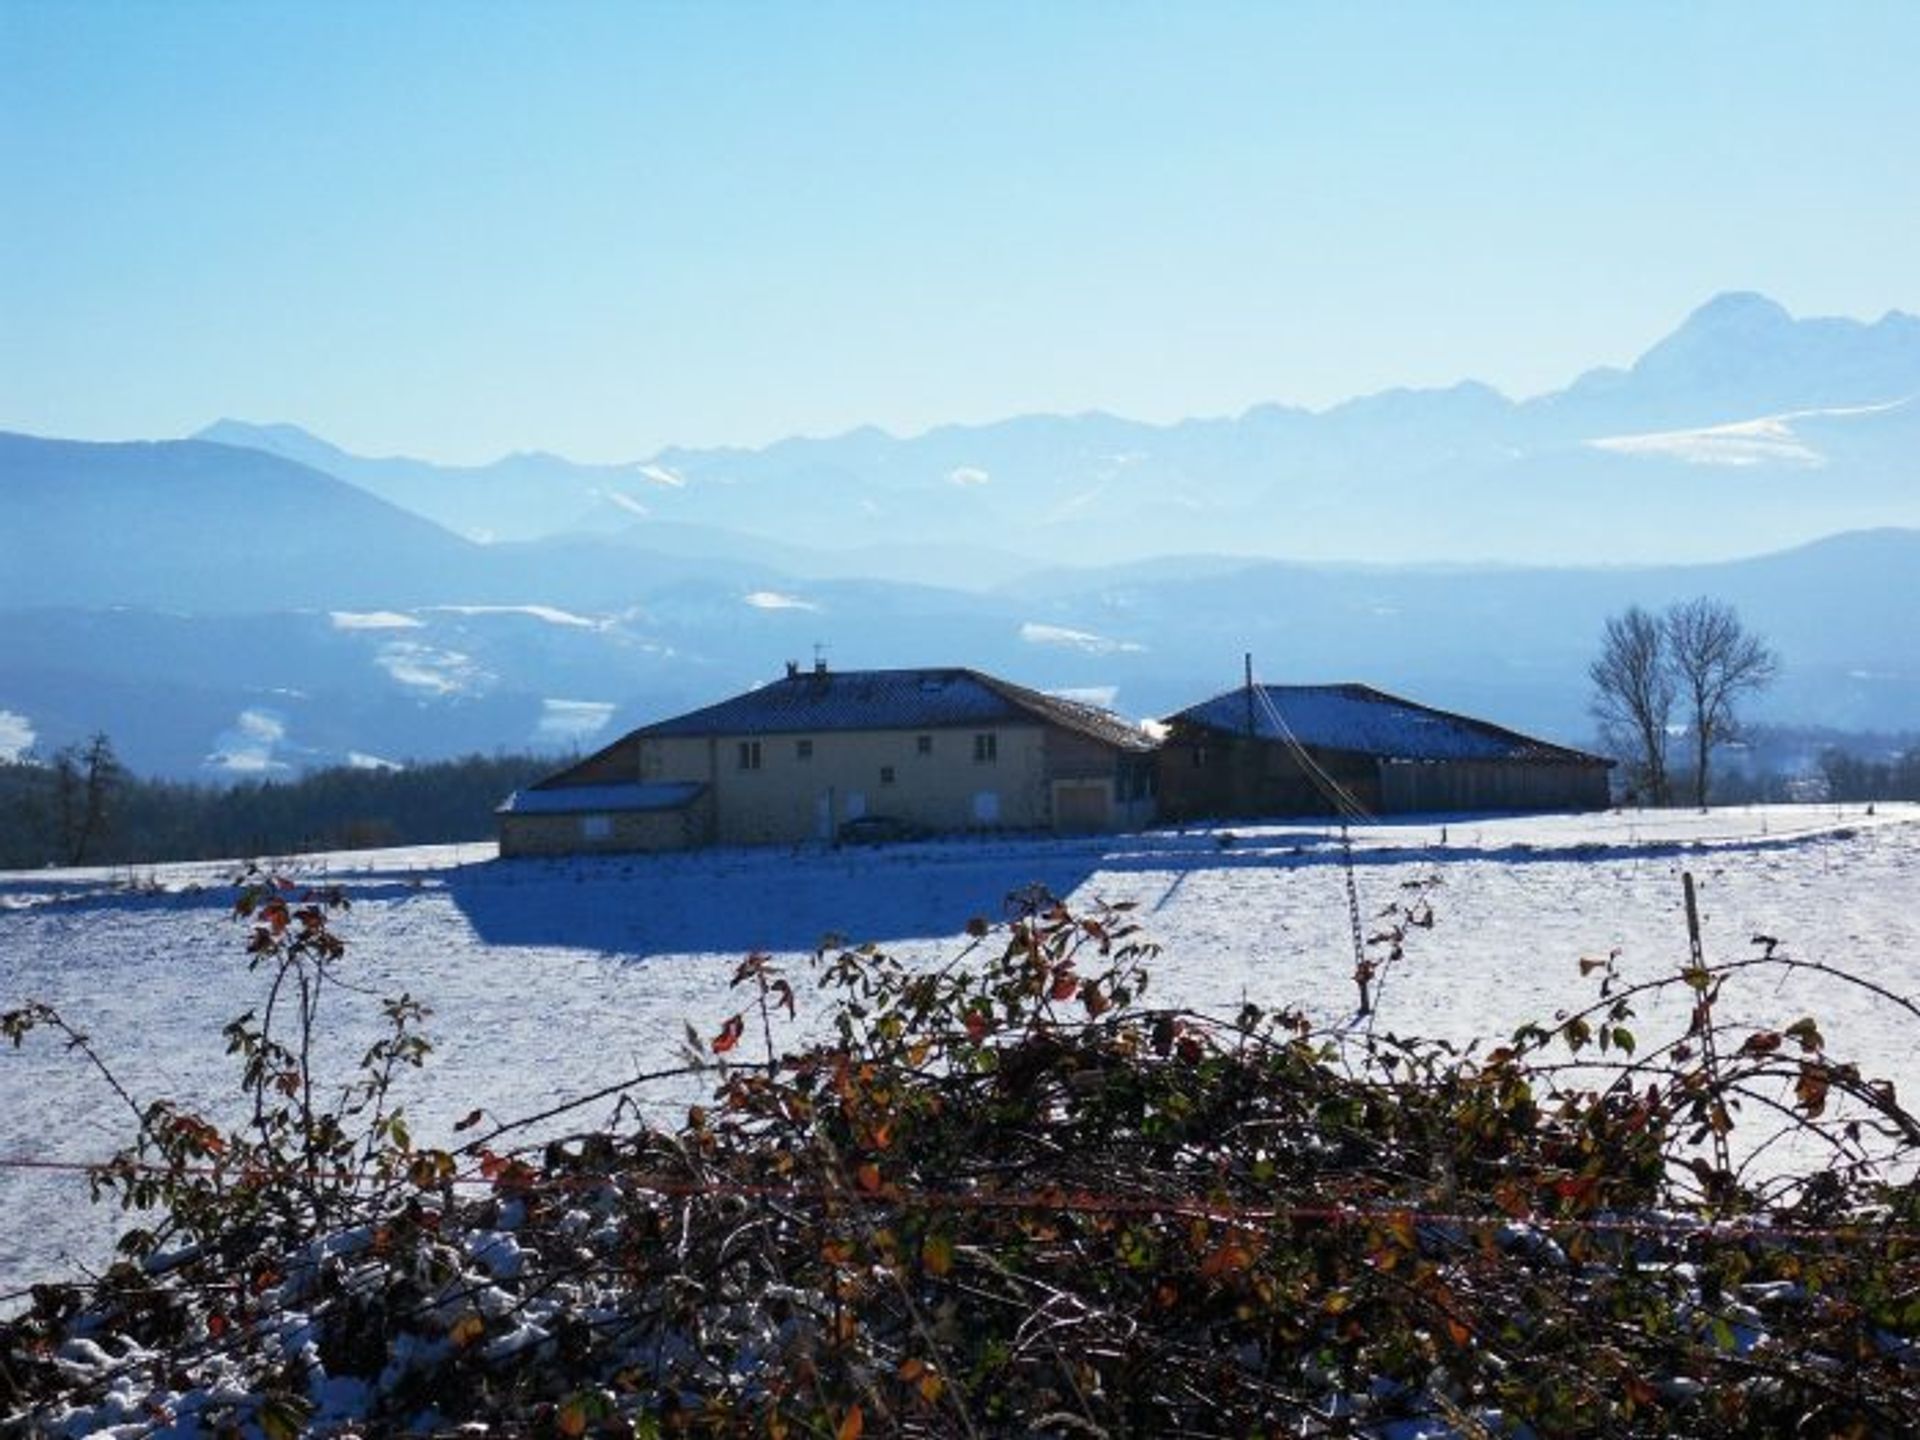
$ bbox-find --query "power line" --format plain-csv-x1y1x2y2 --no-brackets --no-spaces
1245,673,1374,1006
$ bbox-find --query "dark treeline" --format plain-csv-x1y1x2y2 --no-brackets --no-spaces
0,750,553,868
1679,724,1920,806
1820,745,1920,803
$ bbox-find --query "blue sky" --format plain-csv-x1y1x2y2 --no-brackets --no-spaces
4,1,1917,463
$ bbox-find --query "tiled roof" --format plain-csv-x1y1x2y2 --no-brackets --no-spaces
1166,684,1607,766
496,782,707,816
973,672,1159,753
636,667,1155,753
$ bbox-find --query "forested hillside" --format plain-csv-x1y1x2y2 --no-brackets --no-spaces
0,752,548,868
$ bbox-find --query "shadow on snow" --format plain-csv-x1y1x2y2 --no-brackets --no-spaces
445,840,1112,959
444,821,1849,958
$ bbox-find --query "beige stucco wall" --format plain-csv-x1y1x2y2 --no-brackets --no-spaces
637,725,1054,846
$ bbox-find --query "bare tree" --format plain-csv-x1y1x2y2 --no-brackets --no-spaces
1664,598,1779,809
1588,605,1675,806
52,732,123,864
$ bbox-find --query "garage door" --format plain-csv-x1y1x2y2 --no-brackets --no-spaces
1053,781,1111,832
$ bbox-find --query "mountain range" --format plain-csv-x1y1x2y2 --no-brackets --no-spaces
194,291,1920,569
3,292,1917,778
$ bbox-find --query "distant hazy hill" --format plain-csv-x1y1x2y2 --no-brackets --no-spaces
1005,528,1920,743
0,433,483,611
199,292,1920,568
3,517,1915,776
195,419,664,545
0,433,827,615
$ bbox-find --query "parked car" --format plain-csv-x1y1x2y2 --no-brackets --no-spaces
836,814,922,845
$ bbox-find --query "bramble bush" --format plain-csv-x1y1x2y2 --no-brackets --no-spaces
4,874,1920,1437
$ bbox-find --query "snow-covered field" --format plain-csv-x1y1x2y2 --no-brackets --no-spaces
5,804,1919,1307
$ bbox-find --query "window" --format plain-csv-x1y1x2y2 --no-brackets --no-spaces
737,740,762,771
973,732,997,764
916,734,933,757
580,815,612,841
880,765,896,786
796,738,813,761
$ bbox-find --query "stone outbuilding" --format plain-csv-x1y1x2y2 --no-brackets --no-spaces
497,663,1157,856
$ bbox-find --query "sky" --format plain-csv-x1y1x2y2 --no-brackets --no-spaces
4,1,1918,464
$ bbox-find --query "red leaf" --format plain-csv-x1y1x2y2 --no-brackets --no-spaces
712,1015,745,1054
1199,1242,1252,1278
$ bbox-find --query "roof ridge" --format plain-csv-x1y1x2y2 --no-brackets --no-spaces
615,665,1152,751
970,670,1155,751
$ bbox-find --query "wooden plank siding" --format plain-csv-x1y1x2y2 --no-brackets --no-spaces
1157,727,1608,822
1379,757,1611,814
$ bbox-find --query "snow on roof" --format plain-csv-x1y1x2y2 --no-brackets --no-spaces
635,667,1155,753
496,781,707,816
1167,684,1607,766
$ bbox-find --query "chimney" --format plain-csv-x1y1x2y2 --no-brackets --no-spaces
786,660,799,680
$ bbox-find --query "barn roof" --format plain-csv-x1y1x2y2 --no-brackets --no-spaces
496,782,707,816
1166,684,1608,766
633,667,1155,753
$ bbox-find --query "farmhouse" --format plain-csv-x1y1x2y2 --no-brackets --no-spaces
1156,681,1612,820
497,662,1158,856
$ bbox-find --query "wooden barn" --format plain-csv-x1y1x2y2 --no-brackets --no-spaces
1157,681,1612,821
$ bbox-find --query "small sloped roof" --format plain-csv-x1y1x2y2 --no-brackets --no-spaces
635,667,1155,753
496,782,707,816
1166,684,1608,766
